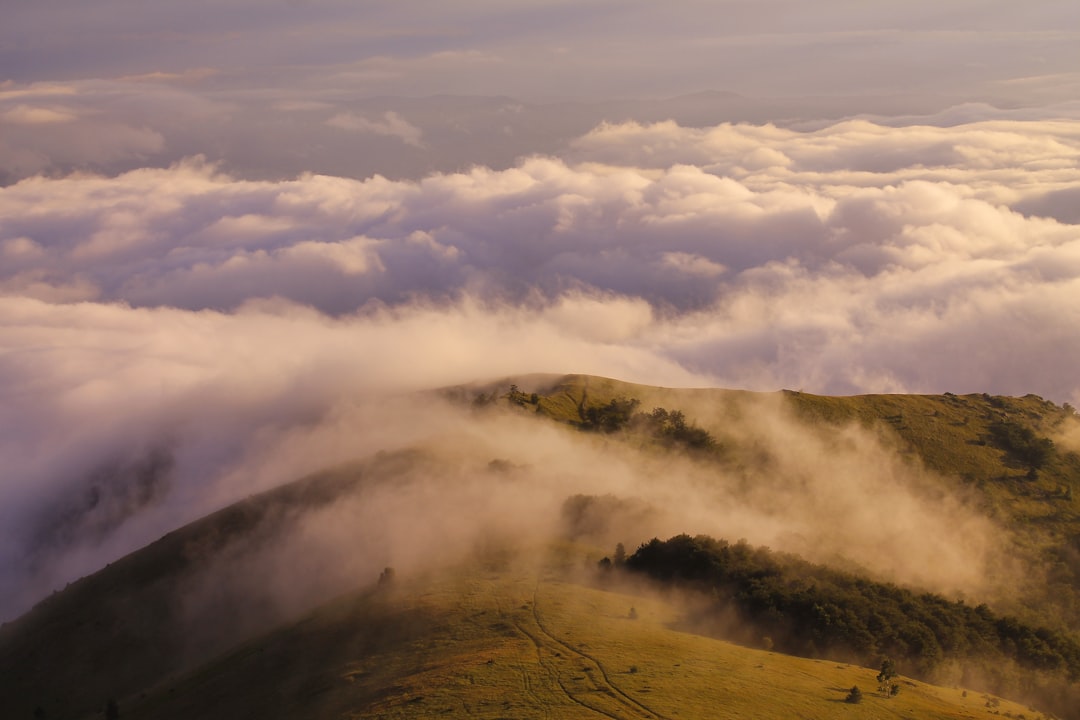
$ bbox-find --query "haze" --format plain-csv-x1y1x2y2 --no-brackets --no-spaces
2,1,1078,621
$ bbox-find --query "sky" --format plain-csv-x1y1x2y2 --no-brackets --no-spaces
2,0,1080,619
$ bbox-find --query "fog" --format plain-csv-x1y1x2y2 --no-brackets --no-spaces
152,390,1015,664
2,0,1079,630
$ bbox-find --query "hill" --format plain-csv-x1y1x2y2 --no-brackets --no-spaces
6,545,1047,720
121,557,1047,720
2,374,1078,719
472,375,1080,624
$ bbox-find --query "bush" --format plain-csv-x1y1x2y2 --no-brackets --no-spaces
845,686,863,704
988,420,1054,470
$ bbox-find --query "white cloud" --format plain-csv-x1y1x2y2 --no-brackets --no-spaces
0,119,1076,404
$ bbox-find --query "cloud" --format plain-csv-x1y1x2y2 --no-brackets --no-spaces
117,67,219,85
2,112,1080,624
1,105,77,124
1,115,1078,401
326,111,425,147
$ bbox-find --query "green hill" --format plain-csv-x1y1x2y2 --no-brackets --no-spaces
2,374,1079,719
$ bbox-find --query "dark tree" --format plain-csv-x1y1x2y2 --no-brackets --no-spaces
877,658,897,696
845,686,863,704
582,398,640,432
640,407,717,451
378,567,395,585
507,385,529,406
614,542,627,566
988,420,1054,471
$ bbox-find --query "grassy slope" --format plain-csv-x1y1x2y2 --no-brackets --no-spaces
0,457,390,720
124,553,1036,720
514,374,1080,556
5,374,1079,719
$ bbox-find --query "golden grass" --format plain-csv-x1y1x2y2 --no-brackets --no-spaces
123,550,1046,720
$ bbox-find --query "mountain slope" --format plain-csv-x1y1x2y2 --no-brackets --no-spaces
3,374,1079,719
123,559,1041,720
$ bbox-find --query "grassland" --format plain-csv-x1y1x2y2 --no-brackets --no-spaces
499,375,1080,590
4,374,1079,719
122,551,1044,720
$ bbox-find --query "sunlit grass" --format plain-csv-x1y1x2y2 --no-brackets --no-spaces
124,551,1043,720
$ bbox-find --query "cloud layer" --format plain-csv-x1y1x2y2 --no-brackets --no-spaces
3,113,1080,620
3,116,1078,400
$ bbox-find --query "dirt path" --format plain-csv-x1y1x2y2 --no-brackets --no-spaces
495,579,670,720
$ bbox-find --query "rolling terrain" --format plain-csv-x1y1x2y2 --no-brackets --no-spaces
2,374,1078,719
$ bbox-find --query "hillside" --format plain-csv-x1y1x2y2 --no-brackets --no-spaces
123,557,1046,720
474,375,1080,623
2,374,1079,719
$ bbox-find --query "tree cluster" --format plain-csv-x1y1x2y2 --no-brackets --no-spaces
579,398,720,454
506,384,539,406
581,398,641,432
988,419,1055,471
635,408,718,451
621,534,1080,709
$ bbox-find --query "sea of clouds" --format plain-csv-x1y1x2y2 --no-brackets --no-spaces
3,32,1080,621
4,108,1079,617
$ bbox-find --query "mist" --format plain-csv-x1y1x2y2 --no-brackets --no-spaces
92,387,1013,666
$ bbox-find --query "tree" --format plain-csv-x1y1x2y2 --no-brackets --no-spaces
614,542,627,566
507,385,528,406
845,686,863,704
378,567,395,585
877,658,898,696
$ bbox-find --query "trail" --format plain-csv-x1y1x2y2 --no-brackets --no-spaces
506,577,669,720
494,593,553,720
507,606,616,719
